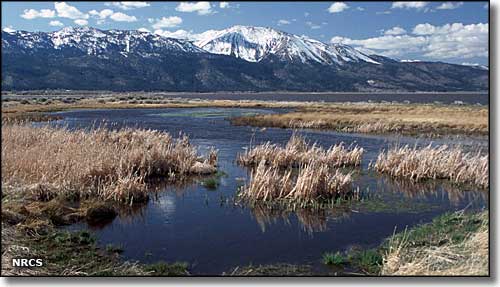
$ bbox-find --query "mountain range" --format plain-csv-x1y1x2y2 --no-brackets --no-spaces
1,26,488,92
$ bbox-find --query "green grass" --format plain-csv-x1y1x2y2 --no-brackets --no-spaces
201,177,219,189
318,211,487,275
322,252,344,266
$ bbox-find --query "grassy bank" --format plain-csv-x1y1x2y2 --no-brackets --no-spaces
1,223,188,276
231,103,488,137
321,210,488,276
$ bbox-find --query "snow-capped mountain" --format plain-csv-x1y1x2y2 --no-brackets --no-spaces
2,26,488,92
2,26,205,57
193,25,379,65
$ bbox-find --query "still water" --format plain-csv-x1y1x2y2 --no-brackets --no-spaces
50,108,488,275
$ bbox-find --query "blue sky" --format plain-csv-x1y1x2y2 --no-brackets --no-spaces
1,1,489,65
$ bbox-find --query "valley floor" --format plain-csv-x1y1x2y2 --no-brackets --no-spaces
2,93,488,137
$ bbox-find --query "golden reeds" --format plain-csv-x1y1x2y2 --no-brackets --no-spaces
372,144,488,188
2,123,218,203
240,160,354,204
238,133,364,168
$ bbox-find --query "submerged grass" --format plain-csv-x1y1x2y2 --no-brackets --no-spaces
238,133,364,168
2,123,218,204
372,144,488,188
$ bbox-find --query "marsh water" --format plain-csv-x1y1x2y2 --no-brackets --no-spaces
50,107,488,275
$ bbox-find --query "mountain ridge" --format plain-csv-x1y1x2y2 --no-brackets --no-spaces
1,26,488,92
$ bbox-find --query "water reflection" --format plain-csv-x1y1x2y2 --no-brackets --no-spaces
249,204,351,235
377,175,487,207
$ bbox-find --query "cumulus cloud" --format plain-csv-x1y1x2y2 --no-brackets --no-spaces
384,26,406,35
89,9,114,19
154,29,196,40
106,2,150,10
176,2,213,15
150,16,183,29
219,2,229,9
20,8,56,19
55,2,89,19
328,2,349,13
74,19,88,26
110,12,137,22
49,20,64,27
436,2,463,10
277,19,291,26
391,2,428,9
331,22,488,60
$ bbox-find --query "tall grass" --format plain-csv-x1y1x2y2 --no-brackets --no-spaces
240,160,354,204
372,144,488,188
238,133,364,168
2,123,218,203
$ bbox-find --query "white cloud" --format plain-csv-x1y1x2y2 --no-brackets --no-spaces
110,12,137,22
384,26,406,35
137,27,150,33
49,20,64,27
20,8,55,19
436,2,463,10
277,19,291,26
106,2,150,10
55,2,89,19
176,2,213,15
376,10,392,15
328,2,349,13
150,16,183,29
304,12,310,17
391,2,428,9
306,21,321,29
74,19,88,26
89,9,114,19
356,7,365,11
331,22,488,60
219,2,229,9
154,29,196,40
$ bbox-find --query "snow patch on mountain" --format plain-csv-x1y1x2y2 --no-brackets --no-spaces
193,25,380,65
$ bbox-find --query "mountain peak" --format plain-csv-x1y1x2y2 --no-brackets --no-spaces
193,25,379,65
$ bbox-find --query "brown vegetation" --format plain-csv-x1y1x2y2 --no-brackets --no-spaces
238,133,364,168
382,211,488,276
2,123,218,204
372,144,488,188
240,160,354,205
231,103,488,136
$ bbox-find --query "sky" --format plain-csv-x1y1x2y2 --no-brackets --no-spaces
1,1,489,65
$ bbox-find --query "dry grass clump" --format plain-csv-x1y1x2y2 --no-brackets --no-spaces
238,133,364,168
2,123,218,203
372,144,488,188
381,211,488,276
240,160,354,205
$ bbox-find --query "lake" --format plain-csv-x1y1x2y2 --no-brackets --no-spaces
49,107,488,275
